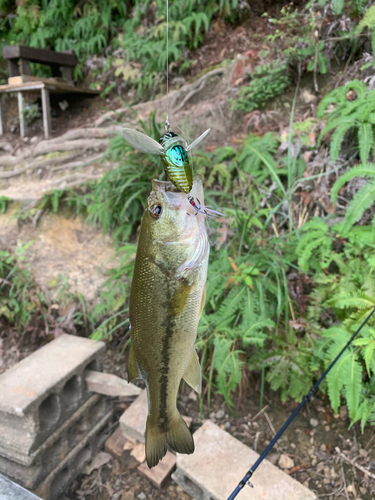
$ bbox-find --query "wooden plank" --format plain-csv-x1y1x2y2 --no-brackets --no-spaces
19,58,31,75
17,92,25,137
84,370,142,398
61,66,73,81
50,64,60,78
137,451,176,488
2,45,77,67
41,87,51,140
7,59,18,77
0,81,98,95
0,96,3,135
8,75,74,87
105,427,126,460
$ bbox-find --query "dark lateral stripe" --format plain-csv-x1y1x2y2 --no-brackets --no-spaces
158,281,176,433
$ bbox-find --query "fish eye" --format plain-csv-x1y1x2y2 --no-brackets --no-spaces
150,204,163,219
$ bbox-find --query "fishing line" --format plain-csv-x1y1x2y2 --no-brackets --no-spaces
227,306,375,500
165,0,170,132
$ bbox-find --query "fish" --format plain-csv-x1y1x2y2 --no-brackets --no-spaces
127,176,209,468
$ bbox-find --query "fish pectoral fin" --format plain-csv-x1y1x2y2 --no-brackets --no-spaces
182,349,202,393
127,343,139,383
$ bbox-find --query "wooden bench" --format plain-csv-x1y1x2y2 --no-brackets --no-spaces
0,45,99,139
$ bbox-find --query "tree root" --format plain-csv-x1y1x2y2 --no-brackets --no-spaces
0,138,108,166
94,67,226,127
174,68,225,113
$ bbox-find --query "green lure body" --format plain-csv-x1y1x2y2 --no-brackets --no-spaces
160,135,193,194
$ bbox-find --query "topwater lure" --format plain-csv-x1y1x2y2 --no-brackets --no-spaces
122,120,223,218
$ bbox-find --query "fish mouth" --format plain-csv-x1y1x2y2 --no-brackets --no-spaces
151,176,205,201
151,177,208,278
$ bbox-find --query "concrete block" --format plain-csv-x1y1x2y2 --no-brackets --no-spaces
0,473,42,500
138,451,176,489
104,427,126,461
0,395,111,490
119,390,147,442
32,409,112,500
172,421,316,500
0,334,105,457
84,370,141,399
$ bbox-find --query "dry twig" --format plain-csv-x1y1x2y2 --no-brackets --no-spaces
336,447,375,481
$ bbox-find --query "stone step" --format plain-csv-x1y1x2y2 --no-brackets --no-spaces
172,420,316,500
0,395,111,490
119,389,147,443
138,451,176,489
0,334,105,458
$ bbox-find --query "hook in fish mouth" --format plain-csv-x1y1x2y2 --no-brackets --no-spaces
186,195,224,219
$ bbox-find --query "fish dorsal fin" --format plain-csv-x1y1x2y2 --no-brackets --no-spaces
182,349,202,393
127,343,139,383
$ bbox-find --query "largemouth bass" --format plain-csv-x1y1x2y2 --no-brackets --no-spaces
128,176,209,468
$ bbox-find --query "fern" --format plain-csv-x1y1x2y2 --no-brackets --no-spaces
331,162,375,232
318,80,375,163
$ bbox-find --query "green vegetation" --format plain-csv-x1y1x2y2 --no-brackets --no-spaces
4,0,375,431
0,243,91,334
231,62,291,113
0,0,240,90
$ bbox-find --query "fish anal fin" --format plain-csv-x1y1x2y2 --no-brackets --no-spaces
182,349,202,393
127,343,139,383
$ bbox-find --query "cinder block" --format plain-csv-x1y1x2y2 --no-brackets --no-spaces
119,389,147,442
33,409,112,500
172,421,316,500
0,395,111,490
0,334,105,458
0,473,42,500
105,427,126,461
138,451,176,488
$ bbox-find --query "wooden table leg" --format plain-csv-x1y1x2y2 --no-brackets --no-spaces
41,87,51,139
0,96,4,135
17,92,25,137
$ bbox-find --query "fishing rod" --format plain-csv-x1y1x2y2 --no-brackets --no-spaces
227,306,375,500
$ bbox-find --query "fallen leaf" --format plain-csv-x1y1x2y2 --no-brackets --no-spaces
83,451,112,475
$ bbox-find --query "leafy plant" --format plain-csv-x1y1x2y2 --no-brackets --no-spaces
0,196,11,214
23,103,41,125
331,162,375,233
231,62,291,113
318,80,375,164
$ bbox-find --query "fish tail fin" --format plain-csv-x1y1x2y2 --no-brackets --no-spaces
145,413,194,468
165,412,194,455
145,416,167,468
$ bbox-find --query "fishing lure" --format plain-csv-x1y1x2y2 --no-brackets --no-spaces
122,121,222,218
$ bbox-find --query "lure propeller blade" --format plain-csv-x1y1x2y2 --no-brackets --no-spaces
186,128,210,152
123,128,163,155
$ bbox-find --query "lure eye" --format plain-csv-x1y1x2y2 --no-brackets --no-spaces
150,204,163,219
